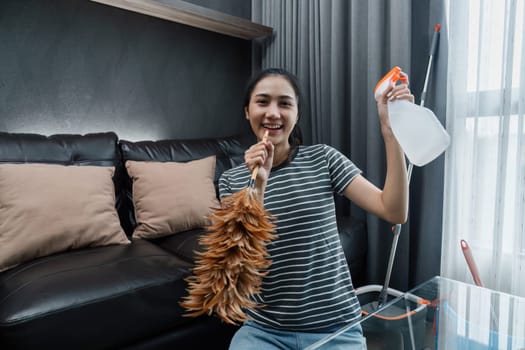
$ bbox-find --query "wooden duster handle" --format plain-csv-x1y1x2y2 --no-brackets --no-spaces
249,130,269,187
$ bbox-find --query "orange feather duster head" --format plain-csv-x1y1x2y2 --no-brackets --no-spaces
180,186,276,325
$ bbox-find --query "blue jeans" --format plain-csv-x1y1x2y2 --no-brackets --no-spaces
229,321,367,350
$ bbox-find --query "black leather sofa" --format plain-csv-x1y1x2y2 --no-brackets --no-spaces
0,131,367,350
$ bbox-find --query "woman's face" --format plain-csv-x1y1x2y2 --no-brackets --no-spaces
245,75,299,149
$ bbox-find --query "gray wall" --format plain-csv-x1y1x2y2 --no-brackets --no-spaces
0,0,253,141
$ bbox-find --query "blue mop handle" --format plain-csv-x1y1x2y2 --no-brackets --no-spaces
429,24,441,56
376,164,414,308
421,24,441,107
377,223,403,308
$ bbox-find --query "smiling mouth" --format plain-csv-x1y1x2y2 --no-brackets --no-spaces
263,124,283,130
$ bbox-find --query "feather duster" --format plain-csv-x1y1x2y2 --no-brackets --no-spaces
180,187,276,324
181,131,276,324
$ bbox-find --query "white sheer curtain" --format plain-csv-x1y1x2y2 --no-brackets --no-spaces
442,0,525,297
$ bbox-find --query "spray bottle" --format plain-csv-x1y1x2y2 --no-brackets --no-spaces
374,66,450,167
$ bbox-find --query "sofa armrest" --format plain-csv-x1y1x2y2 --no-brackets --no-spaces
337,216,368,288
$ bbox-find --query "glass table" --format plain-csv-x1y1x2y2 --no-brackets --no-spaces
305,276,525,349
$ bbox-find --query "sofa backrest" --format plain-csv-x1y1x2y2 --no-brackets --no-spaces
0,132,119,166
0,131,255,236
119,134,254,188
118,134,255,234
0,131,128,231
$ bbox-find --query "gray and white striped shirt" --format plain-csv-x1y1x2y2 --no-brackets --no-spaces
219,144,362,331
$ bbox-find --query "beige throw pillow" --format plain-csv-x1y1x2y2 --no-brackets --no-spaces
0,164,130,272
126,156,219,239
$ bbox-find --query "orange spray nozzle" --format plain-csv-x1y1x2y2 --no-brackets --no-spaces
374,66,409,99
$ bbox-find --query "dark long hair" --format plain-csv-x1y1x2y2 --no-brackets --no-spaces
243,68,303,149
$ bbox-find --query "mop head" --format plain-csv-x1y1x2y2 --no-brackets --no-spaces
180,187,276,325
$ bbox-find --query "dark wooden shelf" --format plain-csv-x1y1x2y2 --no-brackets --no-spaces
90,0,273,40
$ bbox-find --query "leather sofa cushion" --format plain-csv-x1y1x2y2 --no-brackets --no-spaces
152,228,207,263
0,239,195,349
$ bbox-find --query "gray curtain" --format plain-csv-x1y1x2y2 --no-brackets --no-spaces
252,0,446,290
409,0,448,287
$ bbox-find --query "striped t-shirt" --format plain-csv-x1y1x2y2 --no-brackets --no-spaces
218,144,362,331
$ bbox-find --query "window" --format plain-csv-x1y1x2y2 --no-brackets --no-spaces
442,0,525,297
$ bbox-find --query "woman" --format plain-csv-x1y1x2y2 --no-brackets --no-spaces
220,68,412,349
